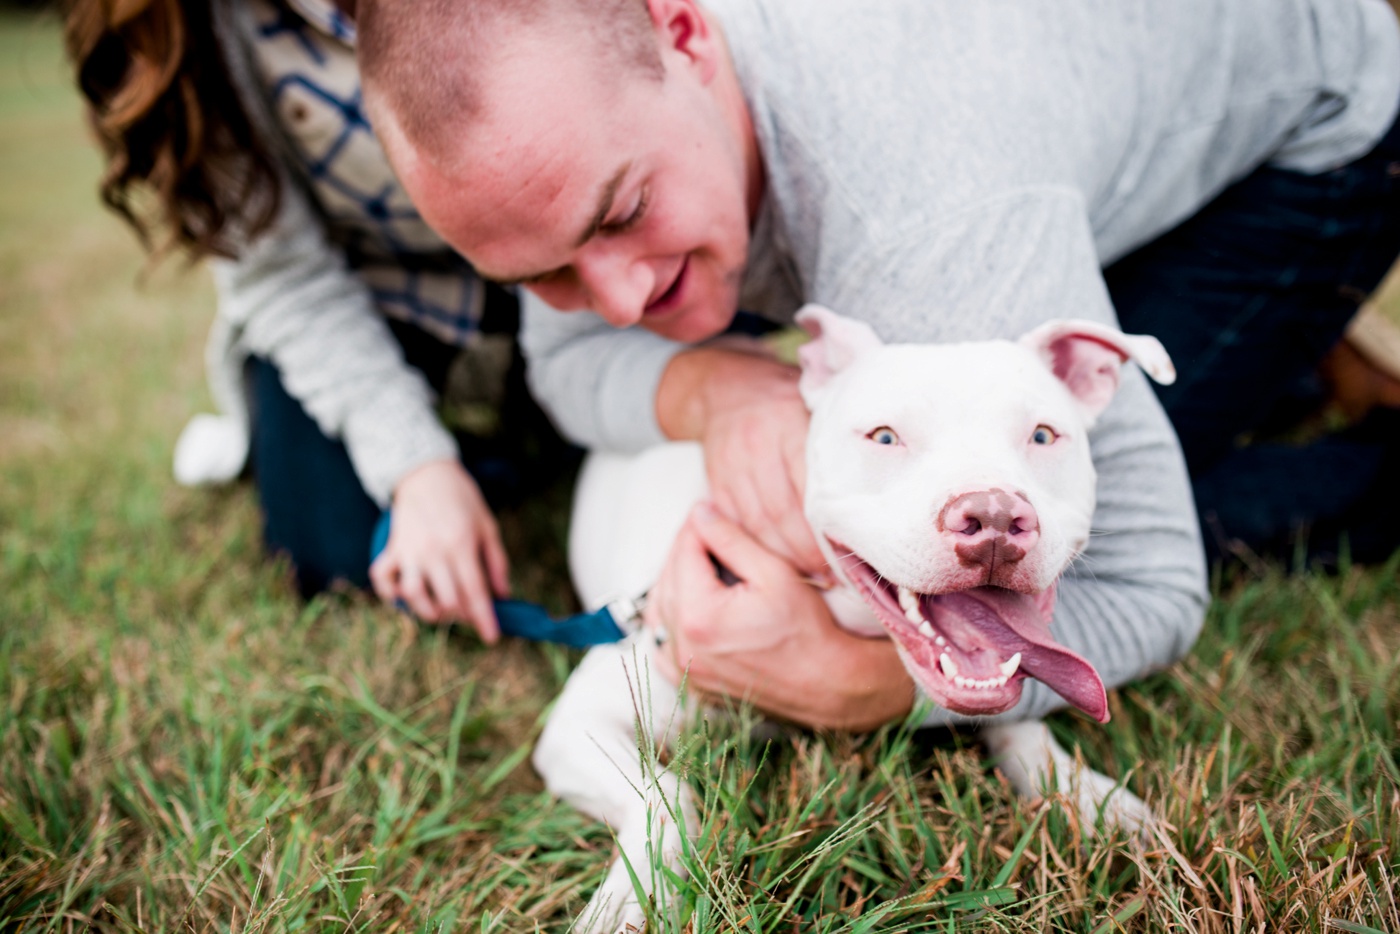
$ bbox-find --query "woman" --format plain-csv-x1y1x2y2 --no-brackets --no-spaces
62,0,553,639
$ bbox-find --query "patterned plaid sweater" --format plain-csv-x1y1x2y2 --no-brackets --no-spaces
174,0,481,505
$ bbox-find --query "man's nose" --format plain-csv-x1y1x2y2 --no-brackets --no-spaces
576,247,654,328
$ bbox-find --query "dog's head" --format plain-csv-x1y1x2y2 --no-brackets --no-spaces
796,305,1175,722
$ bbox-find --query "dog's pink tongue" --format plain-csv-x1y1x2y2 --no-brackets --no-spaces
927,587,1109,722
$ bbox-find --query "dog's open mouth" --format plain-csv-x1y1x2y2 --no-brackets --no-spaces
833,545,1108,722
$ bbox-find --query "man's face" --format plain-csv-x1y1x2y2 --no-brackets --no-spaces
389,15,759,344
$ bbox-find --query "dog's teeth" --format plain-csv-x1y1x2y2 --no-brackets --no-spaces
935,635,946,647
939,653,959,679
954,676,968,689
998,652,1022,678
897,586,924,626
918,621,935,639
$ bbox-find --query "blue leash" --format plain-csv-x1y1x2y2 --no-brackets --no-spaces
370,511,639,647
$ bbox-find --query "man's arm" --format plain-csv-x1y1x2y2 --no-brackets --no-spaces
521,290,909,726
519,290,683,452
522,291,828,573
656,345,828,577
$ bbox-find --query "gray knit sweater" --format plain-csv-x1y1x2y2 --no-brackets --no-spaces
522,0,1400,724
175,0,462,506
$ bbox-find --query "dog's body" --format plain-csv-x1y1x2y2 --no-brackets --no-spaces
536,307,1175,932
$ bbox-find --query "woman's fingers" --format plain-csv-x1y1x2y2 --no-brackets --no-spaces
369,552,399,605
482,522,512,599
425,562,463,625
451,544,501,643
398,562,440,622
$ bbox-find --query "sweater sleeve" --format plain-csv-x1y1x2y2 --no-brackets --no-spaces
519,289,685,452
212,175,459,506
820,188,1209,725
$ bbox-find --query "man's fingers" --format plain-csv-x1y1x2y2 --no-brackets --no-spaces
776,508,827,578
710,445,818,573
777,435,827,575
708,481,750,532
685,502,791,586
663,519,727,601
652,641,683,684
713,468,796,567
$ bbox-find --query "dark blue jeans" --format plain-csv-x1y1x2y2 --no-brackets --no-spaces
1107,104,1400,566
248,291,575,597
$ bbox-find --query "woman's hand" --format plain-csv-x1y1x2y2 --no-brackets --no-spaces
647,503,914,732
369,459,510,642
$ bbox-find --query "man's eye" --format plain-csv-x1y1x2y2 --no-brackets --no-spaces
1031,425,1058,445
867,426,900,446
602,187,649,234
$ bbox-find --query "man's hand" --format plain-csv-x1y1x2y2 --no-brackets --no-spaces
370,459,510,642
657,345,827,579
647,503,914,732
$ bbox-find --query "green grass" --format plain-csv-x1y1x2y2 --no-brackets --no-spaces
2,9,1399,932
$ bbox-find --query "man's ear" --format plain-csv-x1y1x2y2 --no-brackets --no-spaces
1019,318,1176,421
646,0,718,80
795,304,884,403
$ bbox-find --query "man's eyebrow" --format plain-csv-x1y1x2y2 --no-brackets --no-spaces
484,162,632,287
574,161,631,248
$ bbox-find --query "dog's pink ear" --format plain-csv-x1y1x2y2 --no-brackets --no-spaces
795,304,884,400
1019,318,1176,420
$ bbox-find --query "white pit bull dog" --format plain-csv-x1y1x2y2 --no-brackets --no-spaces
536,305,1176,932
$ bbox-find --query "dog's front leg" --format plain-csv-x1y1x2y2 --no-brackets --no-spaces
534,640,698,933
982,720,1154,836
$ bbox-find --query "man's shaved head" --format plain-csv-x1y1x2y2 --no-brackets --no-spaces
361,0,764,346
357,0,663,166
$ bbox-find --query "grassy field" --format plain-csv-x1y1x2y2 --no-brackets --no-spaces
2,9,1399,932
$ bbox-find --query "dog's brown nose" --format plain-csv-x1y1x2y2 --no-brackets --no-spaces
939,488,1040,570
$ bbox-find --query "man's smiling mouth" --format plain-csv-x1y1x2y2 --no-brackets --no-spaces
645,256,689,314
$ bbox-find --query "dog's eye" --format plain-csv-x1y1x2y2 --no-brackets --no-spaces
1031,425,1058,445
867,426,900,446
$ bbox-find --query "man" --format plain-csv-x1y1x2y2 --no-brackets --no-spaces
356,0,1400,729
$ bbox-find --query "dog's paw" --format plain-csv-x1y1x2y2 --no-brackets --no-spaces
1069,766,1155,839
983,720,1155,840
575,878,646,934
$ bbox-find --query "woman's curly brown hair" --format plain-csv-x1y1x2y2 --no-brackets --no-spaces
62,0,280,259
